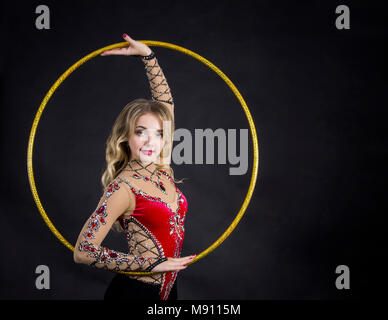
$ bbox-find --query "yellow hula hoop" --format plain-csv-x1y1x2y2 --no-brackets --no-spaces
27,40,259,276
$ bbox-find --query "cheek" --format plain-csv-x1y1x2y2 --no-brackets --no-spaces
129,136,142,150
158,138,166,150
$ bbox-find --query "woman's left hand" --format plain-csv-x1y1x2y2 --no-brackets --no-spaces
100,33,152,57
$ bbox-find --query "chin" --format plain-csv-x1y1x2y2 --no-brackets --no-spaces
139,155,158,163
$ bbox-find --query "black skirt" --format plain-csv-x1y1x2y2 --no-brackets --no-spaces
104,273,178,300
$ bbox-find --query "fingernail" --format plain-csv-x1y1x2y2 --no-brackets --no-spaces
122,33,127,39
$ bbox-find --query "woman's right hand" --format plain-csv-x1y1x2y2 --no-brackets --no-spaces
151,255,196,273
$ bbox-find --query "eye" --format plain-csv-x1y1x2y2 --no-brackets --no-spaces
135,130,144,136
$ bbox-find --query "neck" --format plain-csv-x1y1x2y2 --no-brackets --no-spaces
127,158,157,172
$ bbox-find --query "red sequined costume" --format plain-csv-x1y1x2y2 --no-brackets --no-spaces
74,49,188,300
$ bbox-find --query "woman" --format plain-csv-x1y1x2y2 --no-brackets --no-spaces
73,33,195,300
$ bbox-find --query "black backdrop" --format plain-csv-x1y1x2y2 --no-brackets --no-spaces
0,0,386,300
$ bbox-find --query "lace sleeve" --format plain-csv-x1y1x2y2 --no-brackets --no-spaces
73,179,163,272
142,52,174,115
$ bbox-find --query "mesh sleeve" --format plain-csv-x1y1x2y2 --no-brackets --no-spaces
142,53,175,113
74,179,162,272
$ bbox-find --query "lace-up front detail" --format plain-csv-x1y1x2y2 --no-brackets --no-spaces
116,159,188,300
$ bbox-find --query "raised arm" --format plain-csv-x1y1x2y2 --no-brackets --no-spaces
100,34,175,118
141,51,175,117
73,178,165,272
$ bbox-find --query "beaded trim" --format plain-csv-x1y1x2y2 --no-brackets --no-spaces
81,180,120,241
117,172,186,298
162,271,178,300
145,257,168,272
77,179,159,271
141,50,156,60
117,174,181,216
130,170,167,195
159,170,186,237
119,172,185,239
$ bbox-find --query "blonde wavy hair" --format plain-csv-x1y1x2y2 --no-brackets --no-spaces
100,98,184,232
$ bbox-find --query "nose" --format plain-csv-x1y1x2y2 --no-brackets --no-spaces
143,132,157,147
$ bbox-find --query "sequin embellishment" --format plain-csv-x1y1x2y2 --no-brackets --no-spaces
77,179,160,271
116,169,187,300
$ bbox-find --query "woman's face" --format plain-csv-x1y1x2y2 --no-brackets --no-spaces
128,112,166,164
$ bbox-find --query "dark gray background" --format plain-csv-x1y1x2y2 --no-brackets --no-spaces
0,0,386,300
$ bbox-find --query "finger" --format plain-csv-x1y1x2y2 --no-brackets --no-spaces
101,48,127,56
184,258,195,264
170,255,195,263
180,255,196,261
171,261,189,271
172,257,191,264
122,33,134,43
176,265,188,271
179,255,196,259
176,258,195,266
176,258,195,267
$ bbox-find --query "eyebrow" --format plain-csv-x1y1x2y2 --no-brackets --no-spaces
136,126,163,132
